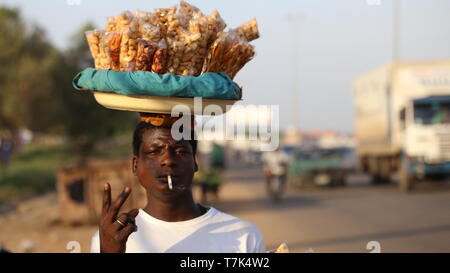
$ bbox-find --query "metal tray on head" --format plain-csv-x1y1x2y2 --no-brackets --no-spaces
92,91,239,115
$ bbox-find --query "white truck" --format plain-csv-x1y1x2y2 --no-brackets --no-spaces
353,60,450,191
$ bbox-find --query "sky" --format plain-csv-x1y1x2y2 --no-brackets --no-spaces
1,0,450,133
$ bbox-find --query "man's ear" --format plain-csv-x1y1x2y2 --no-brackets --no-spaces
132,156,138,176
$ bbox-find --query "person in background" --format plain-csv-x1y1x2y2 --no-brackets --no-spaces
0,137,13,168
200,142,226,204
261,147,290,198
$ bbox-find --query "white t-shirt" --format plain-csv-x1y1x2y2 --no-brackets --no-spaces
90,207,266,253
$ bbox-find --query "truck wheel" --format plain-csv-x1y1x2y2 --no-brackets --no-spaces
368,157,381,184
379,158,392,184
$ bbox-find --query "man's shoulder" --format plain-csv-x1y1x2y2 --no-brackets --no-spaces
209,208,263,234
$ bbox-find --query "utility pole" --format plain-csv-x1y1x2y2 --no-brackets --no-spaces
392,0,400,62
286,13,304,130
388,0,400,145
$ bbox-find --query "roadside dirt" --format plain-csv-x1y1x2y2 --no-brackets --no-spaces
0,192,97,253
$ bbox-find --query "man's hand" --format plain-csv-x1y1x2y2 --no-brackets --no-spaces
99,183,139,253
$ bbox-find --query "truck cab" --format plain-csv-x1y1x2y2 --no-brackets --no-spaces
403,95,450,178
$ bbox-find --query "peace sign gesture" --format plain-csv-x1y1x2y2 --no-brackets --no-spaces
99,183,139,253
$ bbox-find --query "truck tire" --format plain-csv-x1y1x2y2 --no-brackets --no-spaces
368,157,381,184
379,158,392,184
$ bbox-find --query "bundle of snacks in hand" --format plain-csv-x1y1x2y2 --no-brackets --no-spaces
84,1,259,79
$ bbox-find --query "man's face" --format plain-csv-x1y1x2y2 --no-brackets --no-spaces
132,127,197,196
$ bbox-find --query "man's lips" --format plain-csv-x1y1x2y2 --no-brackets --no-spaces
156,175,180,182
156,175,182,190
157,174,179,179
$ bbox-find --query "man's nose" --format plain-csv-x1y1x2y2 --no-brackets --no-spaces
160,149,177,168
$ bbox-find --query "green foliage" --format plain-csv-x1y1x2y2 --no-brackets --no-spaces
0,139,133,204
0,6,138,161
0,142,70,203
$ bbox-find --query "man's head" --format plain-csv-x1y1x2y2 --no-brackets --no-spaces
132,121,198,197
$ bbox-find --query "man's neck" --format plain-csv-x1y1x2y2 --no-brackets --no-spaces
143,191,204,222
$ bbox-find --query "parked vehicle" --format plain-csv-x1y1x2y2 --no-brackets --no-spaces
353,61,450,191
288,147,356,188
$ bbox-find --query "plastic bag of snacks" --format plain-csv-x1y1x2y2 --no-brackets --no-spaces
151,39,168,74
85,1,259,78
135,39,157,71
119,25,140,71
140,23,161,43
105,32,122,71
202,31,255,79
233,18,259,42
85,30,117,70
85,30,102,69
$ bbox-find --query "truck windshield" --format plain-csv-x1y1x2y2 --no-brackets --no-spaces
414,99,450,125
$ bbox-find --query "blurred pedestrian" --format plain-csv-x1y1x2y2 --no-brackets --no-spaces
1,137,13,168
201,143,226,204
261,147,290,200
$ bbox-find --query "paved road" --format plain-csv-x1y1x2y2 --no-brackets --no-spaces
205,164,450,253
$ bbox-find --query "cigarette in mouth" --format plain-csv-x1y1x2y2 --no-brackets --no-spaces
167,175,173,190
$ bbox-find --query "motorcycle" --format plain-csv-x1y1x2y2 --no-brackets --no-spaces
267,174,286,202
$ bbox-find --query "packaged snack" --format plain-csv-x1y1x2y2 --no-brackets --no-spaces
268,243,290,253
151,38,168,74
136,39,157,71
135,10,158,34
117,11,135,32
120,25,140,71
275,243,289,253
207,10,226,39
166,13,185,38
152,6,177,37
105,16,119,32
202,31,255,79
85,30,102,69
179,1,200,17
106,32,122,71
228,42,255,78
187,18,209,75
140,23,161,43
234,18,259,42
85,2,259,79
166,38,186,74
99,33,112,69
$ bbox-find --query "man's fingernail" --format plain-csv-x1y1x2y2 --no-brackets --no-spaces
124,187,130,193
104,184,108,190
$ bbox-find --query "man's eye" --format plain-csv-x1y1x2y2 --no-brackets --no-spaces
176,149,189,154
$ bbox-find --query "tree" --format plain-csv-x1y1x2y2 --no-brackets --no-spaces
53,23,137,162
0,7,61,134
0,6,136,162
0,7,27,132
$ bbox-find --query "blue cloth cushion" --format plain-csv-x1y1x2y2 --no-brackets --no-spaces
73,68,241,100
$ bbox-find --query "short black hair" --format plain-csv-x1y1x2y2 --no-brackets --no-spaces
132,121,197,156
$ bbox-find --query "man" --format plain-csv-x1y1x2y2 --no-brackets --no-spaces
200,142,226,204
261,148,290,199
90,117,265,253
